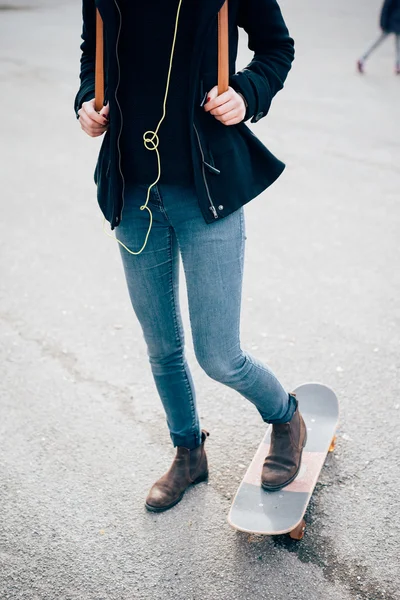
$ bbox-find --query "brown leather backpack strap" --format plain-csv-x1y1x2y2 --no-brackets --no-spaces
218,0,229,94
94,2,230,109
95,8,104,112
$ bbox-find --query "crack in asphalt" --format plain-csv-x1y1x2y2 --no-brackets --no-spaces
0,311,162,436
1,313,125,390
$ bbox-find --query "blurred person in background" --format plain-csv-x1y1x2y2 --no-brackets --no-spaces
357,0,400,74
75,0,307,514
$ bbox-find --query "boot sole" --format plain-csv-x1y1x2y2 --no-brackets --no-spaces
145,472,209,513
261,428,308,493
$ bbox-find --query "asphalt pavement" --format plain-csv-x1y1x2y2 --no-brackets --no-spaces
1,0,400,599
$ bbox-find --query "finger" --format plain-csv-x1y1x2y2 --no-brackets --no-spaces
81,124,108,138
79,115,108,136
222,117,243,127
204,85,224,112
83,100,108,125
204,88,235,112
79,112,106,133
215,108,240,124
83,99,108,125
100,102,110,121
206,85,219,104
79,108,106,128
210,99,237,117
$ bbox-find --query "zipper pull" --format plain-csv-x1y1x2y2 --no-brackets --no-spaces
200,91,208,108
204,161,221,175
209,205,218,219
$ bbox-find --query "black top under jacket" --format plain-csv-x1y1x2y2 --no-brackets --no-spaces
381,0,400,33
118,0,198,185
75,0,295,229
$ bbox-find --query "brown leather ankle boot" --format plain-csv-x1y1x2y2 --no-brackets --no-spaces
261,397,307,491
145,430,209,512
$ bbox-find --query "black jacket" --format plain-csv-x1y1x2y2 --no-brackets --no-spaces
75,0,295,229
381,0,400,33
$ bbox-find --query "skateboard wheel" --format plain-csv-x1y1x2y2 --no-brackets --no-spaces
329,436,337,453
289,519,306,540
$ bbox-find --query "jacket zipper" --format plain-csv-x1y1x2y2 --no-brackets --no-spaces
113,6,219,224
113,0,125,226
193,124,218,219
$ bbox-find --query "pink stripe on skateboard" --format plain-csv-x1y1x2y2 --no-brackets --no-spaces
243,449,327,493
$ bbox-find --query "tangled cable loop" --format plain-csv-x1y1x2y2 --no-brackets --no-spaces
143,130,160,151
140,130,160,211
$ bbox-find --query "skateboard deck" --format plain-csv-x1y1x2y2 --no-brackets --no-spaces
228,383,339,539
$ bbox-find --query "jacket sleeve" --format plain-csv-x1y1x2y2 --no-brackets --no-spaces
230,0,295,123
74,0,97,117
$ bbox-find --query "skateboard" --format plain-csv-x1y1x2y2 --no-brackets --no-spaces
228,383,339,540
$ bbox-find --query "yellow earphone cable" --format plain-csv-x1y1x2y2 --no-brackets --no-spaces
103,0,185,255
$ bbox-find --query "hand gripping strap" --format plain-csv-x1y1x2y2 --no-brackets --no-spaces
94,1,229,111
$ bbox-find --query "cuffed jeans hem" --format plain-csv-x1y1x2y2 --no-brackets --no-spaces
259,393,298,425
170,430,202,450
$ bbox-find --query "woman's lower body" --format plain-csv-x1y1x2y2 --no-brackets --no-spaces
357,32,400,73
116,182,305,510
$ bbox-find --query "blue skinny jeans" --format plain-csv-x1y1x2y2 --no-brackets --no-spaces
117,183,296,449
